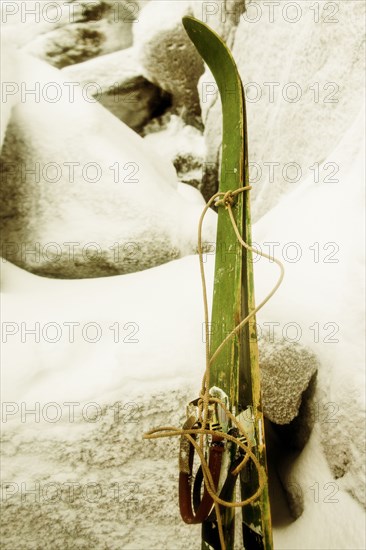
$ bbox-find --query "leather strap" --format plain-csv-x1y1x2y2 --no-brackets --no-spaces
179,433,224,524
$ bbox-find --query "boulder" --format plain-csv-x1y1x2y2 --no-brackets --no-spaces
1,104,364,547
253,107,365,517
62,48,171,132
2,0,136,68
259,336,318,426
200,0,366,218
0,44,19,149
1,162,364,545
133,0,205,125
320,382,366,508
0,49,216,278
191,0,245,46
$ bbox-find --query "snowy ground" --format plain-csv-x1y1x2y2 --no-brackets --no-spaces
1,2,365,549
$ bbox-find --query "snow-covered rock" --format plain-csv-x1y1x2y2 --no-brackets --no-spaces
0,3,364,548
0,253,317,416
272,423,365,550
61,47,143,89
191,0,245,46
0,48,216,277
200,0,366,218
0,44,19,149
253,106,365,517
61,48,169,132
0,254,318,549
2,0,135,68
144,115,205,190
133,0,204,124
1,104,364,549
259,336,318,425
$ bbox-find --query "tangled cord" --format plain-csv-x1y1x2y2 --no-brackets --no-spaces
144,186,284,550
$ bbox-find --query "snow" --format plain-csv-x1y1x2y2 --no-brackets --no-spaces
273,425,365,550
1,104,365,547
254,106,366,548
200,0,365,221
144,115,205,162
1,4,365,549
1,254,208,405
0,47,217,277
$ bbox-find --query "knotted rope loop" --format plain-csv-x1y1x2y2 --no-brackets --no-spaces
214,186,252,209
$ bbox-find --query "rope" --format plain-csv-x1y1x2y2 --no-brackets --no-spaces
144,186,284,550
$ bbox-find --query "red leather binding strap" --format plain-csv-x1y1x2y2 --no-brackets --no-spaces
179,434,224,524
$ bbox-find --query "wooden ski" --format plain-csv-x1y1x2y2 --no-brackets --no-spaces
182,16,273,550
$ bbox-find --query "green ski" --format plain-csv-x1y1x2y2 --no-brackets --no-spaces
182,16,273,550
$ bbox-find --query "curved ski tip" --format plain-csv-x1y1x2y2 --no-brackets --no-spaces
182,15,241,84
182,16,228,54
182,15,212,38
182,15,202,40
182,15,200,31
